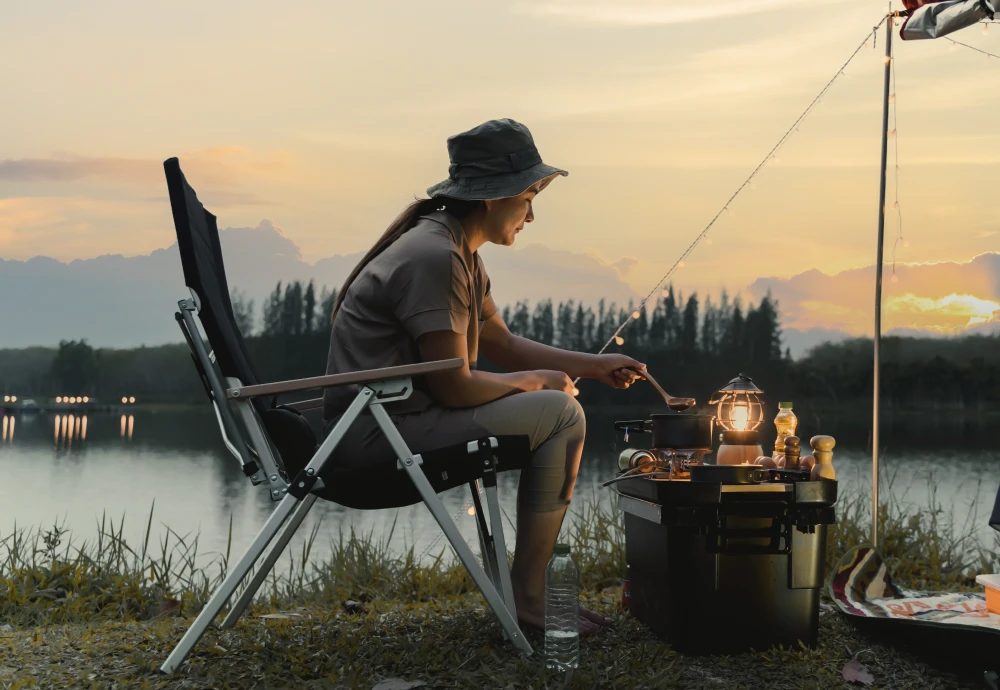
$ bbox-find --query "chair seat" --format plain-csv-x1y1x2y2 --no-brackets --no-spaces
263,406,531,510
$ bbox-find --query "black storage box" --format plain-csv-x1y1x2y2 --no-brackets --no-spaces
618,476,837,654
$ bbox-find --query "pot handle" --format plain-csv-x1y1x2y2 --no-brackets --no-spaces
613,420,651,433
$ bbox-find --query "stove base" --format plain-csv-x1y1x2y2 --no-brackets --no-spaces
625,510,827,654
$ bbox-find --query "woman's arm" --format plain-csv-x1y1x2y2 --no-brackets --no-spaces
479,312,645,388
418,329,576,408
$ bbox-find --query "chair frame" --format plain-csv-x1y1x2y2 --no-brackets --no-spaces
160,297,531,674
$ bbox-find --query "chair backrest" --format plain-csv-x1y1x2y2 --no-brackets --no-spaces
164,157,261,387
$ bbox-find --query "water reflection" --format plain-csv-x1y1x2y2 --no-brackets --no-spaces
52,414,90,450
120,414,134,440
1,407,998,573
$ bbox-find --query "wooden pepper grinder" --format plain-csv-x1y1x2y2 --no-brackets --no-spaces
782,435,801,470
810,435,836,480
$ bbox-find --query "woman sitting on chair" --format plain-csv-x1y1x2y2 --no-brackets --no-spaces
324,118,644,637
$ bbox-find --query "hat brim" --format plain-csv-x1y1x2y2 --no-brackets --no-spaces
426,162,567,201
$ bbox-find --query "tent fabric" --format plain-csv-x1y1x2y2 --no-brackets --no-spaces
900,0,995,40
164,158,263,388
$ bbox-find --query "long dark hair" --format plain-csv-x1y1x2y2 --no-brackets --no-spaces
331,196,485,320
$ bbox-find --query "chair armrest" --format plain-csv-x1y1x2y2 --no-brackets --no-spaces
227,358,464,400
283,397,325,412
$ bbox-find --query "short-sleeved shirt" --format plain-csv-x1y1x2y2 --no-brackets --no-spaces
323,210,498,419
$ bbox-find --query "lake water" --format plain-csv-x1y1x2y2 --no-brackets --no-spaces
3,406,998,575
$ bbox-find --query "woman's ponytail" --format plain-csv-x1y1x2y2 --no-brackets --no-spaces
331,196,487,321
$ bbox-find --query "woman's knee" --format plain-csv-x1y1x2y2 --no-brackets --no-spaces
532,389,586,437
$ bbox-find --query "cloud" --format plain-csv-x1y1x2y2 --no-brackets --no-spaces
885,293,1000,333
748,252,1000,335
0,147,291,196
0,157,161,185
514,0,836,26
611,257,639,277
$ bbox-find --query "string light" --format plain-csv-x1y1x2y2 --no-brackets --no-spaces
706,236,713,245
884,55,891,66
661,287,670,297
573,21,888,378
946,37,1000,59
631,310,641,320
890,274,899,283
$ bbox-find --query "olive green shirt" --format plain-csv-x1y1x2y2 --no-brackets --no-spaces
323,210,497,419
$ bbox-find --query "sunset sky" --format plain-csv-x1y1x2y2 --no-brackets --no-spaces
2,0,998,339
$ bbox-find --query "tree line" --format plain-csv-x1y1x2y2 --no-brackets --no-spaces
4,278,997,410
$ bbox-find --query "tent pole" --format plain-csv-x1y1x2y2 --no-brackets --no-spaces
872,7,893,549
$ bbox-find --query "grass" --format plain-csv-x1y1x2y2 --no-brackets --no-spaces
1,487,998,689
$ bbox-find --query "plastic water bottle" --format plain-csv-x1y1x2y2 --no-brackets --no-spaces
544,543,579,670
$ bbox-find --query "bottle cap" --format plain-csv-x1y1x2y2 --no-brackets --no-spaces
554,543,570,556
778,402,794,409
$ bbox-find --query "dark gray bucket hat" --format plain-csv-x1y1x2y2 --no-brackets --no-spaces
427,118,567,201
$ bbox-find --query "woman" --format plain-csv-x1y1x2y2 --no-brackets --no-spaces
323,118,644,636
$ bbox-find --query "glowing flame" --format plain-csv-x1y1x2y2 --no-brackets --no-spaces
731,403,749,432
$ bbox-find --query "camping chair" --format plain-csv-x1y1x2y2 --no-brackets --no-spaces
159,158,533,674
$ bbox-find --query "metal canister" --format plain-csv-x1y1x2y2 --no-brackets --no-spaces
618,448,641,471
619,449,660,473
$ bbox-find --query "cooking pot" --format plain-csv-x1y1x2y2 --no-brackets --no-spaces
614,413,715,450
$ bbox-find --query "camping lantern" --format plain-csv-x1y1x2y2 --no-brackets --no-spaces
709,373,765,465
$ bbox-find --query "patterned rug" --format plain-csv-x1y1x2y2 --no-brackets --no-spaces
831,546,1000,634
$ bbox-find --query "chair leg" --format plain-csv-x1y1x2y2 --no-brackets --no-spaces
219,493,318,629
161,386,372,673
483,482,516,612
469,480,500,588
370,405,533,656
160,494,298,674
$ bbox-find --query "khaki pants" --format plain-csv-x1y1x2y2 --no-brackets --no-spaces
327,390,586,512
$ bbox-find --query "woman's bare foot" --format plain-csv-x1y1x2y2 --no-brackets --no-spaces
515,593,612,638
580,605,613,628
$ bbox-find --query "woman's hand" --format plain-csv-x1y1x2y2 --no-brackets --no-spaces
532,369,579,396
590,354,645,389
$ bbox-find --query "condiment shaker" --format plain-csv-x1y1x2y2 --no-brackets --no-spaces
809,435,836,480
782,435,801,470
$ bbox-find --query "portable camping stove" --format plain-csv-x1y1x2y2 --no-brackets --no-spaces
617,447,711,480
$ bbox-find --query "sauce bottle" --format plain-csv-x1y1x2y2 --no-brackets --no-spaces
773,402,798,460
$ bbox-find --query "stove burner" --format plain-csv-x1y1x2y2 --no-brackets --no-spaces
620,447,710,479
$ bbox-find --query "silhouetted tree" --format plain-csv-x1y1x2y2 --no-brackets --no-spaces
531,299,555,345
318,286,337,328
302,280,317,334
261,282,283,336
51,339,99,394
680,294,699,359
509,301,530,337
230,289,255,337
